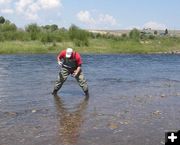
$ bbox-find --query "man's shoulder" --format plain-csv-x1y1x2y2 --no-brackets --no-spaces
74,51,81,58
60,50,66,55
61,49,66,53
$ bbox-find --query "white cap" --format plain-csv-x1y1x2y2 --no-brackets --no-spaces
66,48,73,58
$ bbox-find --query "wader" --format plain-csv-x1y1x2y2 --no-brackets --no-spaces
53,56,88,94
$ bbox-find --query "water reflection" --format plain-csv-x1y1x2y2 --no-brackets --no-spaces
53,95,89,145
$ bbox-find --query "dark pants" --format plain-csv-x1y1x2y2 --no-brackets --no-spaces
54,67,88,93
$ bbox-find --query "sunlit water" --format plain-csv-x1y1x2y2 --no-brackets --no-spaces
0,54,180,145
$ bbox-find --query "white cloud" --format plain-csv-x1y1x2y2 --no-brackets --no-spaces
77,10,117,28
15,0,38,20
0,0,12,4
1,8,14,14
143,21,166,30
99,14,117,25
38,0,61,9
28,3,40,13
15,0,61,12
26,13,39,21
14,0,62,21
77,11,96,25
15,0,34,13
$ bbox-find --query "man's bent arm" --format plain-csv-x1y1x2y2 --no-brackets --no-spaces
73,65,81,77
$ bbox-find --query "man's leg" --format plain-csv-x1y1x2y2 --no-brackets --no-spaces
75,71,89,96
52,68,69,95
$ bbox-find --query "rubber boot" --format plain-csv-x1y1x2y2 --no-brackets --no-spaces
52,90,58,96
84,90,89,98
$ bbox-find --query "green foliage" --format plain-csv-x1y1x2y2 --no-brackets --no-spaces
74,38,89,47
96,33,103,38
14,30,30,41
0,16,5,24
148,35,155,40
40,31,64,44
121,33,127,39
0,33,5,41
0,21,18,41
40,32,53,43
0,22,17,32
165,29,168,35
42,24,58,32
129,28,140,41
69,24,89,46
25,23,41,40
51,24,58,31
154,30,158,35
69,24,79,40
25,23,41,33
1,16,180,54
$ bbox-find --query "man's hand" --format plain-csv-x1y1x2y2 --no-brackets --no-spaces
58,61,63,67
72,66,81,77
72,70,78,77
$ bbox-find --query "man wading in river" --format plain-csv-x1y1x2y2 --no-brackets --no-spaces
52,48,89,97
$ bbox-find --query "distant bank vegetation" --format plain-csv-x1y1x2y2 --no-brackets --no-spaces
0,16,89,47
1,16,180,54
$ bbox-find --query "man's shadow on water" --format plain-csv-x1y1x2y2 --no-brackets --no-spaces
53,95,89,145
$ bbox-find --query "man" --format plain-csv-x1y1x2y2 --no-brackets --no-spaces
52,48,89,97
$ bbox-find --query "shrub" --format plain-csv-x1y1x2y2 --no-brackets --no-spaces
25,23,41,40
0,16,5,24
69,24,89,46
149,35,155,40
129,28,140,41
0,22,17,32
0,33,4,41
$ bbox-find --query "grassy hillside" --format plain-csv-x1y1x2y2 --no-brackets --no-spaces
1,16,180,54
1,37,180,54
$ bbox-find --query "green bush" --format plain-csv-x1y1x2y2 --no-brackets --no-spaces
0,33,5,41
40,33,53,43
0,16,5,24
0,22,17,32
14,30,30,41
74,38,89,47
148,35,155,40
69,24,89,46
25,23,41,40
129,28,140,41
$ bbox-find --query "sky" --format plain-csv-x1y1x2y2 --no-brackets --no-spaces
0,0,180,30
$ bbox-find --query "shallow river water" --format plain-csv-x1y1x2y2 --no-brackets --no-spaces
0,54,180,145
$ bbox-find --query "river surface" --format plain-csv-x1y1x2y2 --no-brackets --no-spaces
0,54,180,145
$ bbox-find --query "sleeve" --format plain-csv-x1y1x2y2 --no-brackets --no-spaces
75,52,82,66
57,50,65,61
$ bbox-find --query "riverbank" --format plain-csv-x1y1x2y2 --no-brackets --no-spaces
1,38,180,54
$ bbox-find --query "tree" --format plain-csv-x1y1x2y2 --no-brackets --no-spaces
50,24,58,31
43,24,58,32
43,25,51,30
25,23,41,33
121,33,127,40
69,24,89,46
154,30,158,35
69,24,80,40
25,23,41,40
129,28,140,41
0,21,17,33
0,16,5,24
165,29,168,35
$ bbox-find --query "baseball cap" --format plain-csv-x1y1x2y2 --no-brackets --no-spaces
66,48,73,58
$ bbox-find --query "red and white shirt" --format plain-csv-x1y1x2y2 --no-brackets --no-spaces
57,50,82,66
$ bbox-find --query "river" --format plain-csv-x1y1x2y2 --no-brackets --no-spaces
0,54,180,145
